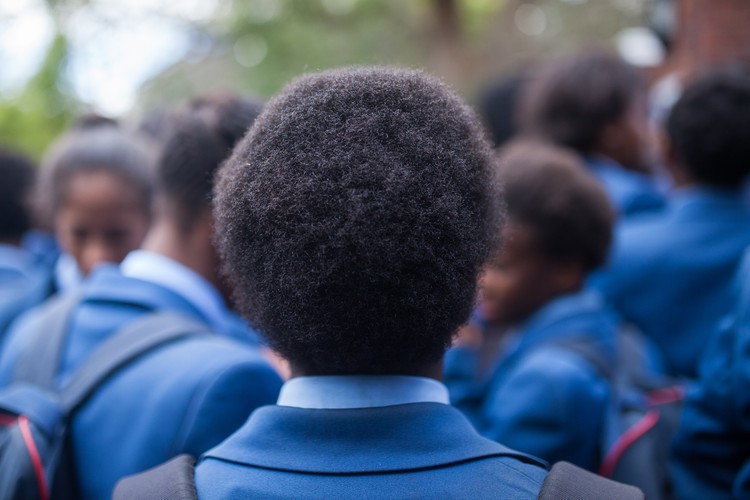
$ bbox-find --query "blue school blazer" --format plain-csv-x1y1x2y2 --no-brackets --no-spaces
0,265,282,500
584,156,665,218
592,187,750,378
672,249,750,499
445,290,618,471
194,402,548,499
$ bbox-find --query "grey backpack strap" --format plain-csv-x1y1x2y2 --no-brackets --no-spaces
538,461,644,500
13,291,84,387
59,312,211,413
113,454,198,500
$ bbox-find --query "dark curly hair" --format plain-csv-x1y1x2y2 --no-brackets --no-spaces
497,140,614,272
157,94,263,231
0,149,36,241
520,50,644,153
215,67,501,375
667,66,750,187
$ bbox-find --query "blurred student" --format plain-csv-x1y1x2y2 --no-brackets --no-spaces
477,70,529,148
445,140,617,471
118,67,557,498
521,50,665,218
593,68,750,378
671,248,750,498
0,149,53,337
0,95,281,499
38,116,154,290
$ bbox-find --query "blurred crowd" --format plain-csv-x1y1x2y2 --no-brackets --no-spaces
1,48,750,499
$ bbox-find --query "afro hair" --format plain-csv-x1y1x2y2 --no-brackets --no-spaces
215,67,501,375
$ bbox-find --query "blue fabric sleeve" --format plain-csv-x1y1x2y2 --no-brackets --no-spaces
479,348,607,471
443,346,485,429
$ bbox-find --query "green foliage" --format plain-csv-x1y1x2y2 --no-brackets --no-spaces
0,34,75,160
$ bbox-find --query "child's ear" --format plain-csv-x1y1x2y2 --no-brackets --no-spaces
550,261,585,294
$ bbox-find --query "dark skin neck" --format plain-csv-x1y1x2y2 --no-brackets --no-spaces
139,202,223,291
290,359,445,381
0,237,22,247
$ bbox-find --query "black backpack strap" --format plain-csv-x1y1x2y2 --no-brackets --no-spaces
113,454,198,500
538,461,644,500
59,312,211,413
13,291,84,388
556,340,614,381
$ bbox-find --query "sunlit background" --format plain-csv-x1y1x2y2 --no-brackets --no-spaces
0,0,671,157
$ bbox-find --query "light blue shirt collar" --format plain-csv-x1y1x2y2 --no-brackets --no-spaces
277,375,450,409
55,253,83,292
120,250,229,332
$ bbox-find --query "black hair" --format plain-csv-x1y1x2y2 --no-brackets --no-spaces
39,116,155,224
520,50,644,153
478,71,529,148
0,149,37,241
497,140,614,271
156,94,262,231
666,66,750,187
215,67,501,375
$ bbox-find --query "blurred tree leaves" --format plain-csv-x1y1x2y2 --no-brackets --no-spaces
0,33,75,160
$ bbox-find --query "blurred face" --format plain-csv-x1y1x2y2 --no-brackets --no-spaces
478,222,567,327
55,171,150,276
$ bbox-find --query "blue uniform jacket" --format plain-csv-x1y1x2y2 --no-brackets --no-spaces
0,244,54,343
585,156,666,218
445,290,617,471
671,249,750,499
194,402,548,499
592,187,750,378
0,265,282,500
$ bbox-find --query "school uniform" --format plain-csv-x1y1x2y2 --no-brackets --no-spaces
592,187,750,378
0,250,282,499
194,376,548,499
584,156,666,218
445,289,617,471
671,249,750,499
0,243,54,342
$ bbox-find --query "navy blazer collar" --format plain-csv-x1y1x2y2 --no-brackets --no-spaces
202,403,546,474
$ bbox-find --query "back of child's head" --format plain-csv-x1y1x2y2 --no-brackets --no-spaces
215,67,500,375
39,115,155,275
497,140,614,272
520,50,644,154
156,94,263,232
0,149,37,244
478,71,529,148
666,66,750,188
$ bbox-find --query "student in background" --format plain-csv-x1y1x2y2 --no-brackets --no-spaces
0,95,281,499
0,149,53,338
520,50,665,218
593,67,750,379
672,247,750,498
37,116,154,290
445,140,617,471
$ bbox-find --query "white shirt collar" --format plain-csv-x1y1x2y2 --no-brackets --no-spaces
120,250,229,331
277,375,450,409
